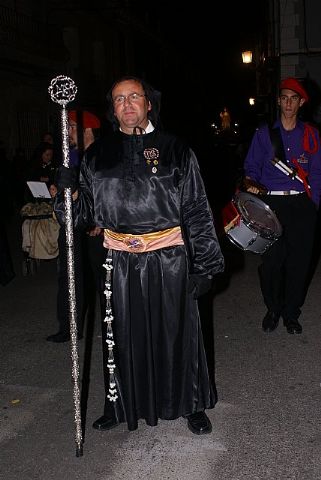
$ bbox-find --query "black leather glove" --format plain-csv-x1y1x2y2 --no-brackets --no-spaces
188,274,214,299
55,165,78,193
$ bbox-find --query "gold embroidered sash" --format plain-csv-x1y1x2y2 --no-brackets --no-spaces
103,226,184,253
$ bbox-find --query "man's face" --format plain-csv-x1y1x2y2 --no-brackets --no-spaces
42,148,53,164
43,133,53,144
278,88,305,119
68,121,78,147
112,80,151,134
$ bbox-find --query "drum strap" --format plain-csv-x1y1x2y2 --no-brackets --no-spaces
269,125,311,198
269,126,286,163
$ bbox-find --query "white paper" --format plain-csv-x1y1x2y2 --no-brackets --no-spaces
27,181,51,199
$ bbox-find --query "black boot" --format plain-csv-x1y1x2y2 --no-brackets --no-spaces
93,401,124,431
46,331,70,343
92,414,120,430
185,411,212,435
46,330,83,343
262,311,280,332
283,318,302,334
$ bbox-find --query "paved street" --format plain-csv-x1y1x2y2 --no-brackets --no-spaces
1,214,321,480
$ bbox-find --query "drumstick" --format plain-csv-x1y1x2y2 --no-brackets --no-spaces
271,158,305,184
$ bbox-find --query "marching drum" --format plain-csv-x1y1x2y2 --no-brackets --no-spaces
223,192,283,254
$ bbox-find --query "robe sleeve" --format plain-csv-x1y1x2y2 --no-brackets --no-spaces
180,148,224,277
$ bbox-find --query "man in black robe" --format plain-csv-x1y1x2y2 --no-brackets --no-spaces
55,76,224,435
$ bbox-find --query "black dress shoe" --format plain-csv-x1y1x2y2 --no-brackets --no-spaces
92,415,120,431
46,331,83,343
186,411,212,435
262,311,280,332
284,319,302,334
46,331,70,343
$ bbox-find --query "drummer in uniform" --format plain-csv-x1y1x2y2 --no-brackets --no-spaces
243,77,321,334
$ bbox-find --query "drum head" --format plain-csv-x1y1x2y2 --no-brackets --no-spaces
234,192,282,239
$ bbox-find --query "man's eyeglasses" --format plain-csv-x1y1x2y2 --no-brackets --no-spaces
113,93,146,105
280,94,300,103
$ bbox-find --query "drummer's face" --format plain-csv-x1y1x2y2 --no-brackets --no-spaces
68,121,78,147
278,88,305,118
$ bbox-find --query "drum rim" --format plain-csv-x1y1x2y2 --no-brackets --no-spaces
233,191,283,237
233,214,279,240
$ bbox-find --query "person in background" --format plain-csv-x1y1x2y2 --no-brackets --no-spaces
244,77,321,335
28,142,56,190
42,132,54,144
30,131,54,160
20,140,60,266
220,107,231,131
54,75,224,435
67,110,105,308
46,110,103,343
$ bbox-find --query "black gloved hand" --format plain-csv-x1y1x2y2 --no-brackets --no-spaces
55,165,78,193
188,274,214,299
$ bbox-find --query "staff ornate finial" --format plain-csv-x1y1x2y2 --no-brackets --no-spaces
48,75,77,106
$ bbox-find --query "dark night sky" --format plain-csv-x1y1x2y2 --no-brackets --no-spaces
72,1,267,141
138,1,266,137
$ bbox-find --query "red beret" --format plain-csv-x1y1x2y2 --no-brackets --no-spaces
279,77,309,102
68,110,101,129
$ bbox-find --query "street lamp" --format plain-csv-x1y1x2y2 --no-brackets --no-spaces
242,50,257,109
242,50,253,64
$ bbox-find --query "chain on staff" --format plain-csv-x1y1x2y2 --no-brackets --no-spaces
48,75,83,457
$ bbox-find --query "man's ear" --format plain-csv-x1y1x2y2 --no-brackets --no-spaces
300,98,305,107
83,128,95,149
147,100,152,112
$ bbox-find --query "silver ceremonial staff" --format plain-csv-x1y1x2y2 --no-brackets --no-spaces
48,75,83,457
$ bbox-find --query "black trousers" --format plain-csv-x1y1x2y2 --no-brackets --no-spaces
85,232,106,301
83,232,106,335
258,193,317,322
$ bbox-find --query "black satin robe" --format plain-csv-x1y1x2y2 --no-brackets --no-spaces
55,129,224,430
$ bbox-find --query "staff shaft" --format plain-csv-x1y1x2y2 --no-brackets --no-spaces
61,106,83,457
